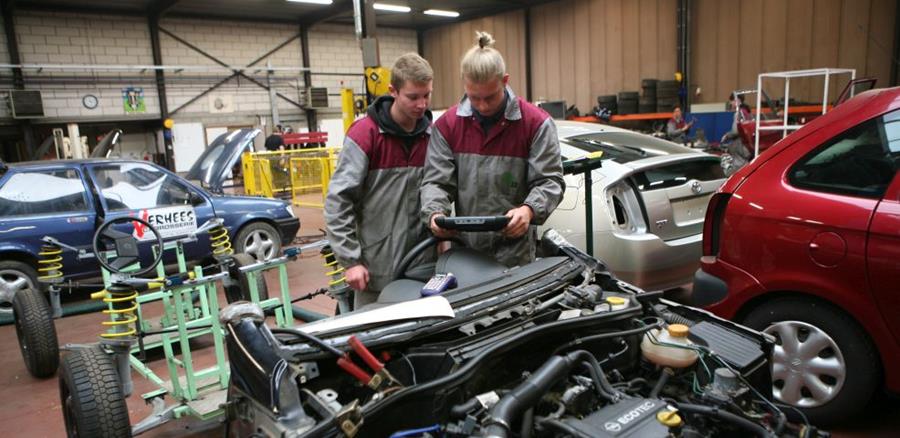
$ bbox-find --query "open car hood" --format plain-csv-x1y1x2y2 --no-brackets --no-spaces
185,128,260,193
89,129,123,159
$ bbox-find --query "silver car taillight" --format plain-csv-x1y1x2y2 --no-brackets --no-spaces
606,182,647,234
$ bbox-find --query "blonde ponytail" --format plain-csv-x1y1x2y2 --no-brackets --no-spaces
460,31,506,83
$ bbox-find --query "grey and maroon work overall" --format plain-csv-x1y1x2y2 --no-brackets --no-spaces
421,87,565,267
325,96,434,307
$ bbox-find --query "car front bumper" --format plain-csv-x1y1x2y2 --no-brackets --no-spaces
274,217,300,245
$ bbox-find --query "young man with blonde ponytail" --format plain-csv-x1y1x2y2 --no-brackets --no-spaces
325,53,436,309
421,32,564,267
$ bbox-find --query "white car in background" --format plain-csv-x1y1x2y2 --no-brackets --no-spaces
543,121,726,291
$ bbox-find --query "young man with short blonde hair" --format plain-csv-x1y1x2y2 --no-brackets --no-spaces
325,52,436,309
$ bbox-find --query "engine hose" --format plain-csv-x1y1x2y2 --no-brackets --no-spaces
656,306,695,326
536,418,593,438
483,350,600,438
581,360,617,402
449,397,481,419
388,424,441,438
649,367,673,398
674,402,774,438
290,305,328,322
520,408,534,438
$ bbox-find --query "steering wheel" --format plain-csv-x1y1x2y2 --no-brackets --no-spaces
391,216,510,281
93,216,164,276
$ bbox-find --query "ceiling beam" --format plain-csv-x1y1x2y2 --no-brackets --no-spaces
147,0,180,18
13,1,144,16
300,0,354,27
12,2,303,25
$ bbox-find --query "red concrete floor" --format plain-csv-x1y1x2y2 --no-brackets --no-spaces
0,206,897,437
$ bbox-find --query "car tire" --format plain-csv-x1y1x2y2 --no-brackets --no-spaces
13,288,59,378
234,222,281,262
59,346,131,438
742,298,879,426
225,253,270,303
0,259,39,318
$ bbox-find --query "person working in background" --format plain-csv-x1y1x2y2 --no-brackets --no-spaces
666,105,694,145
265,124,284,152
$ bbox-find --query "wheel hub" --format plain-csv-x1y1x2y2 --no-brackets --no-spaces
0,269,35,316
244,230,275,260
765,320,846,408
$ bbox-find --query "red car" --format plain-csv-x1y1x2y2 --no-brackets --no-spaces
692,86,900,425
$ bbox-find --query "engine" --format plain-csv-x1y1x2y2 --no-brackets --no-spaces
222,257,826,438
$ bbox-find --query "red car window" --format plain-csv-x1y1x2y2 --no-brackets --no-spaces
788,117,895,199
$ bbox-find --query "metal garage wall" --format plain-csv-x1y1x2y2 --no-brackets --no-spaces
422,10,527,110
691,0,897,104
529,0,678,114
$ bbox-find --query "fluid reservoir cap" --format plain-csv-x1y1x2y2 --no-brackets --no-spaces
657,410,683,427
606,296,627,306
667,323,690,338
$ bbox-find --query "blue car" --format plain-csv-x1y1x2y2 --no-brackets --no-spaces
0,129,299,317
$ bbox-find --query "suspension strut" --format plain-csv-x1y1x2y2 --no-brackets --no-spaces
37,243,64,318
92,281,140,396
320,245,353,313
209,222,234,257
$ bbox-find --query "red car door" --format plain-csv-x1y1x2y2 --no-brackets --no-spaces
866,110,900,344
725,118,887,309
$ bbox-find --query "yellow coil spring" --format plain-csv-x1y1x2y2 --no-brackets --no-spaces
37,244,64,281
96,288,139,338
320,249,346,287
210,224,234,256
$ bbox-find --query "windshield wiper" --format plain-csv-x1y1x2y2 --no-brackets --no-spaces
617,144,648,156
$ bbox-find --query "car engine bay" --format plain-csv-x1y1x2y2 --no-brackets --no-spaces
221,235,826,438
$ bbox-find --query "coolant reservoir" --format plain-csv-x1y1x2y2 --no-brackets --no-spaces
606,296,628,311
641,324,699,368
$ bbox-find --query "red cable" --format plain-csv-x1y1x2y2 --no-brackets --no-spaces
349,336,383,372
337,355,371,385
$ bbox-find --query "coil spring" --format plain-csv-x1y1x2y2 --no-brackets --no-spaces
98,286,139,338
37,244,64,282
320,247,346,287
210,224,234,257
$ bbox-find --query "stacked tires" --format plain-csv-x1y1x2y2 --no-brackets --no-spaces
617,91,639,115
640,79,657,113
656,80,680,112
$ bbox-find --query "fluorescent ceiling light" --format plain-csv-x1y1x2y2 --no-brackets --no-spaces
424,9,460,17
287,0,333,4
373,3,411,13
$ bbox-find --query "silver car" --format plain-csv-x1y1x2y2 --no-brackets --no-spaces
543,121,726,291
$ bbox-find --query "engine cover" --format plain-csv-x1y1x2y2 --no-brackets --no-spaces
563,398,670,437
